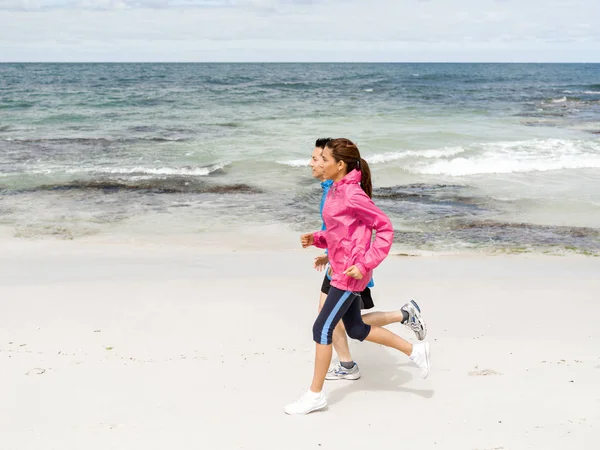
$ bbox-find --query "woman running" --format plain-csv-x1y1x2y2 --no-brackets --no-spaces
310,137,426,381
285,138,431,415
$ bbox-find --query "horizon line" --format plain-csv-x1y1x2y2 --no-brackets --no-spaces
2,61,600,64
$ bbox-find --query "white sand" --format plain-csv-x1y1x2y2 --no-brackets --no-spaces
1,238,599,449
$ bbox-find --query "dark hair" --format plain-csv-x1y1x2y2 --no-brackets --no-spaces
325,138,372,198
315,137,333,149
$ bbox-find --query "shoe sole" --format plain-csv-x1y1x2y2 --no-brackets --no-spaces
284,400,328,415
405,300,427,341
325,373,361,380
307,400,328,414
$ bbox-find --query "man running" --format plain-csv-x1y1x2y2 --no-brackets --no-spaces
308,137,427,380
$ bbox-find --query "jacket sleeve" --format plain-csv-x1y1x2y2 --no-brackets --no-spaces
348,190,394,275
312,231,328,249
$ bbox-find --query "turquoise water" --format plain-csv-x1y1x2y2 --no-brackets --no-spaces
1,63,599,253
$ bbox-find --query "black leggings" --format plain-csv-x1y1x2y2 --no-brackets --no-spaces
313,287,372,345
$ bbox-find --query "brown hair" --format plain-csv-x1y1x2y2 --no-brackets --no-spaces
325,138,372,198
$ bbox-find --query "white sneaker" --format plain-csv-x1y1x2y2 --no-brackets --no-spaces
284,390,327,415
409,342,431,379
325,362,361,380
401,300,427,341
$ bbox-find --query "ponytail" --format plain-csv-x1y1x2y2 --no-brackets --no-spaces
359,158,372,198
326,138,373,198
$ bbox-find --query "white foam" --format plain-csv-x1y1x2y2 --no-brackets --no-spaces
100,167,216,176
0,163,230,178
367,147,466,164
415,157,600,176
583,91,600,95
364,88,374,92
279,147,467,167
69,163,228,177
552,97,567,103
409,139,600,176
277,159,309,167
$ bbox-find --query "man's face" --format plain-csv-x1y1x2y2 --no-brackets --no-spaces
309,147,325,180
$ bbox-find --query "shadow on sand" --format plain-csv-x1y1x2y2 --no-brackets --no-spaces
326,342,434,406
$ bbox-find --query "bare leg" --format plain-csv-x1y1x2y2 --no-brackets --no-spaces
364,325,413,356
309,326,413,393
361,310,403,327
310,343,333,393
305,297,422,400
311,299,411,391
331,321,352,363
319,292,353,363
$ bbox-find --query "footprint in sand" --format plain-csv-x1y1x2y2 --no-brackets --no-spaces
469,369,502,376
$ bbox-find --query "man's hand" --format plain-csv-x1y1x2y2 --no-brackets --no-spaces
314,254,329,271
300,233,314,248
343,265,363,280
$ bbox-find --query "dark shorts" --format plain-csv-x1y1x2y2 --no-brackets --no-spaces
320,273,374,310
313,287,372,345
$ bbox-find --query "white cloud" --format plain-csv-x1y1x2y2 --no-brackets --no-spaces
0,0,43,10
0,0,598,61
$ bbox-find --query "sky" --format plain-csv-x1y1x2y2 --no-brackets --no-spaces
0,0,599,62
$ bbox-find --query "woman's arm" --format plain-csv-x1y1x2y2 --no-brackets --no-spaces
312,231,328,249
348,190,394,274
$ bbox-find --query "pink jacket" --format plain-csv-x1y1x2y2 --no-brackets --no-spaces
312,169,394,292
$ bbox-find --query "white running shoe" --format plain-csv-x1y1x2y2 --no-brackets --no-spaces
325,362,361,380
284,390,327,415
401,300,427,341
409,342,431,379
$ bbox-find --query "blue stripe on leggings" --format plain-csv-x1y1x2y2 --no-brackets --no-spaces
320,290,352,344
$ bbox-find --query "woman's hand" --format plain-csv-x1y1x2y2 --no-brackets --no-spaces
300,233,314,248
343,265,363,280
314,254,329,271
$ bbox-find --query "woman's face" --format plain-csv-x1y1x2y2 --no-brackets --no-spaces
322,147,345,181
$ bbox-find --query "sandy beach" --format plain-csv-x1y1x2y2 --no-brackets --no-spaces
1,235,599,450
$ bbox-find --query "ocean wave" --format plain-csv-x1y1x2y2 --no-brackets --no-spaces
3,136,187,144
551,97,567,103
0,163,229,179
146,137,188,142
278,148,466,168
214,122,243,128
277,159,309,167
583,91,600,95
71,163,228,177
368,147,466,164
258,82,314,90
0,101,35,109
417,156,600,176
410,139,600,176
